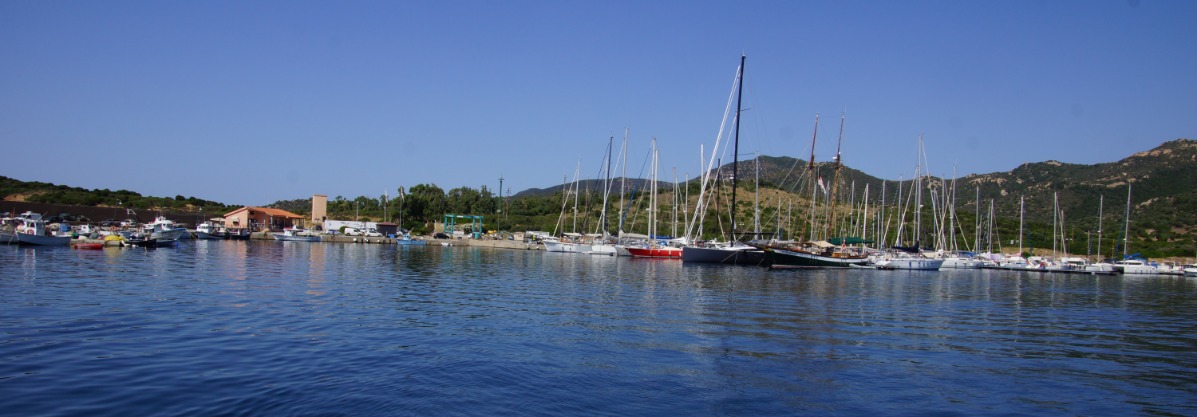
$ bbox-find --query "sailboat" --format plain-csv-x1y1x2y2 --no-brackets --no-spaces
753,113,869,269
939,170,983,268
873,135,944,271
586,135,619,256
1111,182,1158,275
1085,194,1116,273
626,138,683,259
543,162,591,253
681,55,766,265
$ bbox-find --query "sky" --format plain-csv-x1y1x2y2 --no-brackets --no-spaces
2,0,1194,205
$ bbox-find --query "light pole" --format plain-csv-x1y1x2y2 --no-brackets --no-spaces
498,175,504,232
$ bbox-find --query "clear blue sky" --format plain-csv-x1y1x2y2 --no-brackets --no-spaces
3,0,1194,205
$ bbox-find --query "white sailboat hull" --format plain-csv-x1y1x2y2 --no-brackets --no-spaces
543,240,589,253
586,244,617,256
941,257,983,269
875,258,944,271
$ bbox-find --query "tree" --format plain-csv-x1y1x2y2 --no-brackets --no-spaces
405,183,447,224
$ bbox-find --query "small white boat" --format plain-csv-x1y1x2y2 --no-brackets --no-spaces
1183,264,1197,277
273,228,321,242
194,221,225,240
395,233,426,246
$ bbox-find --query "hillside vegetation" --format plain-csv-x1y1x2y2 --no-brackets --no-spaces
0,176,232,214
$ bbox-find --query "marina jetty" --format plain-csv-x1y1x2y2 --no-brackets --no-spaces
246,231,542,250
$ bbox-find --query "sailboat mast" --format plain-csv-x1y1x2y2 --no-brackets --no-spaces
684,171,690,237
1053,192,1059,258
1097,194,1104,261
730,54,745,240
950,168,957,251
975,186,981,251
862,184,870,244
880,181,887,249
673,168,679,239
597,136,613,236
915,134,923,249
1019,195,1024,255
807,114,820,241
653,141,659,240
573,160,580,234
754,154,761,237
988,199,995,253
619,128,628,234
826,112,845,239
1123,182,1132,258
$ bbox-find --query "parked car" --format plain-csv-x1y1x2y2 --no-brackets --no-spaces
364,228,383,237
343,227,363,236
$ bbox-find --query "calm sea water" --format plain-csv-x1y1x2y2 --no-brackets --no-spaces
2,241,1196,416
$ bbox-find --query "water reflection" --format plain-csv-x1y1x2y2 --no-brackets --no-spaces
1,243,1195,416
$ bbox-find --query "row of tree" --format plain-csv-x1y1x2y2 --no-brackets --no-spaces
0,176,232,214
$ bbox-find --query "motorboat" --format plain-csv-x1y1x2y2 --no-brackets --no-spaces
143,216,187,243
13,212,71,246
1183,264,1197,277
194,221,226,239
123,235,158,248
395,233,426,246
273,228,321,242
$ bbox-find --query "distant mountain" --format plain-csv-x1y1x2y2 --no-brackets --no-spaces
513,178,666,198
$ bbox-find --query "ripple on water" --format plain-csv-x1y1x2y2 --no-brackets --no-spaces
2,244,1196,416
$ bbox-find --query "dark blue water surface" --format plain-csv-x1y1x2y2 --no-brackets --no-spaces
3,241,1197,416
